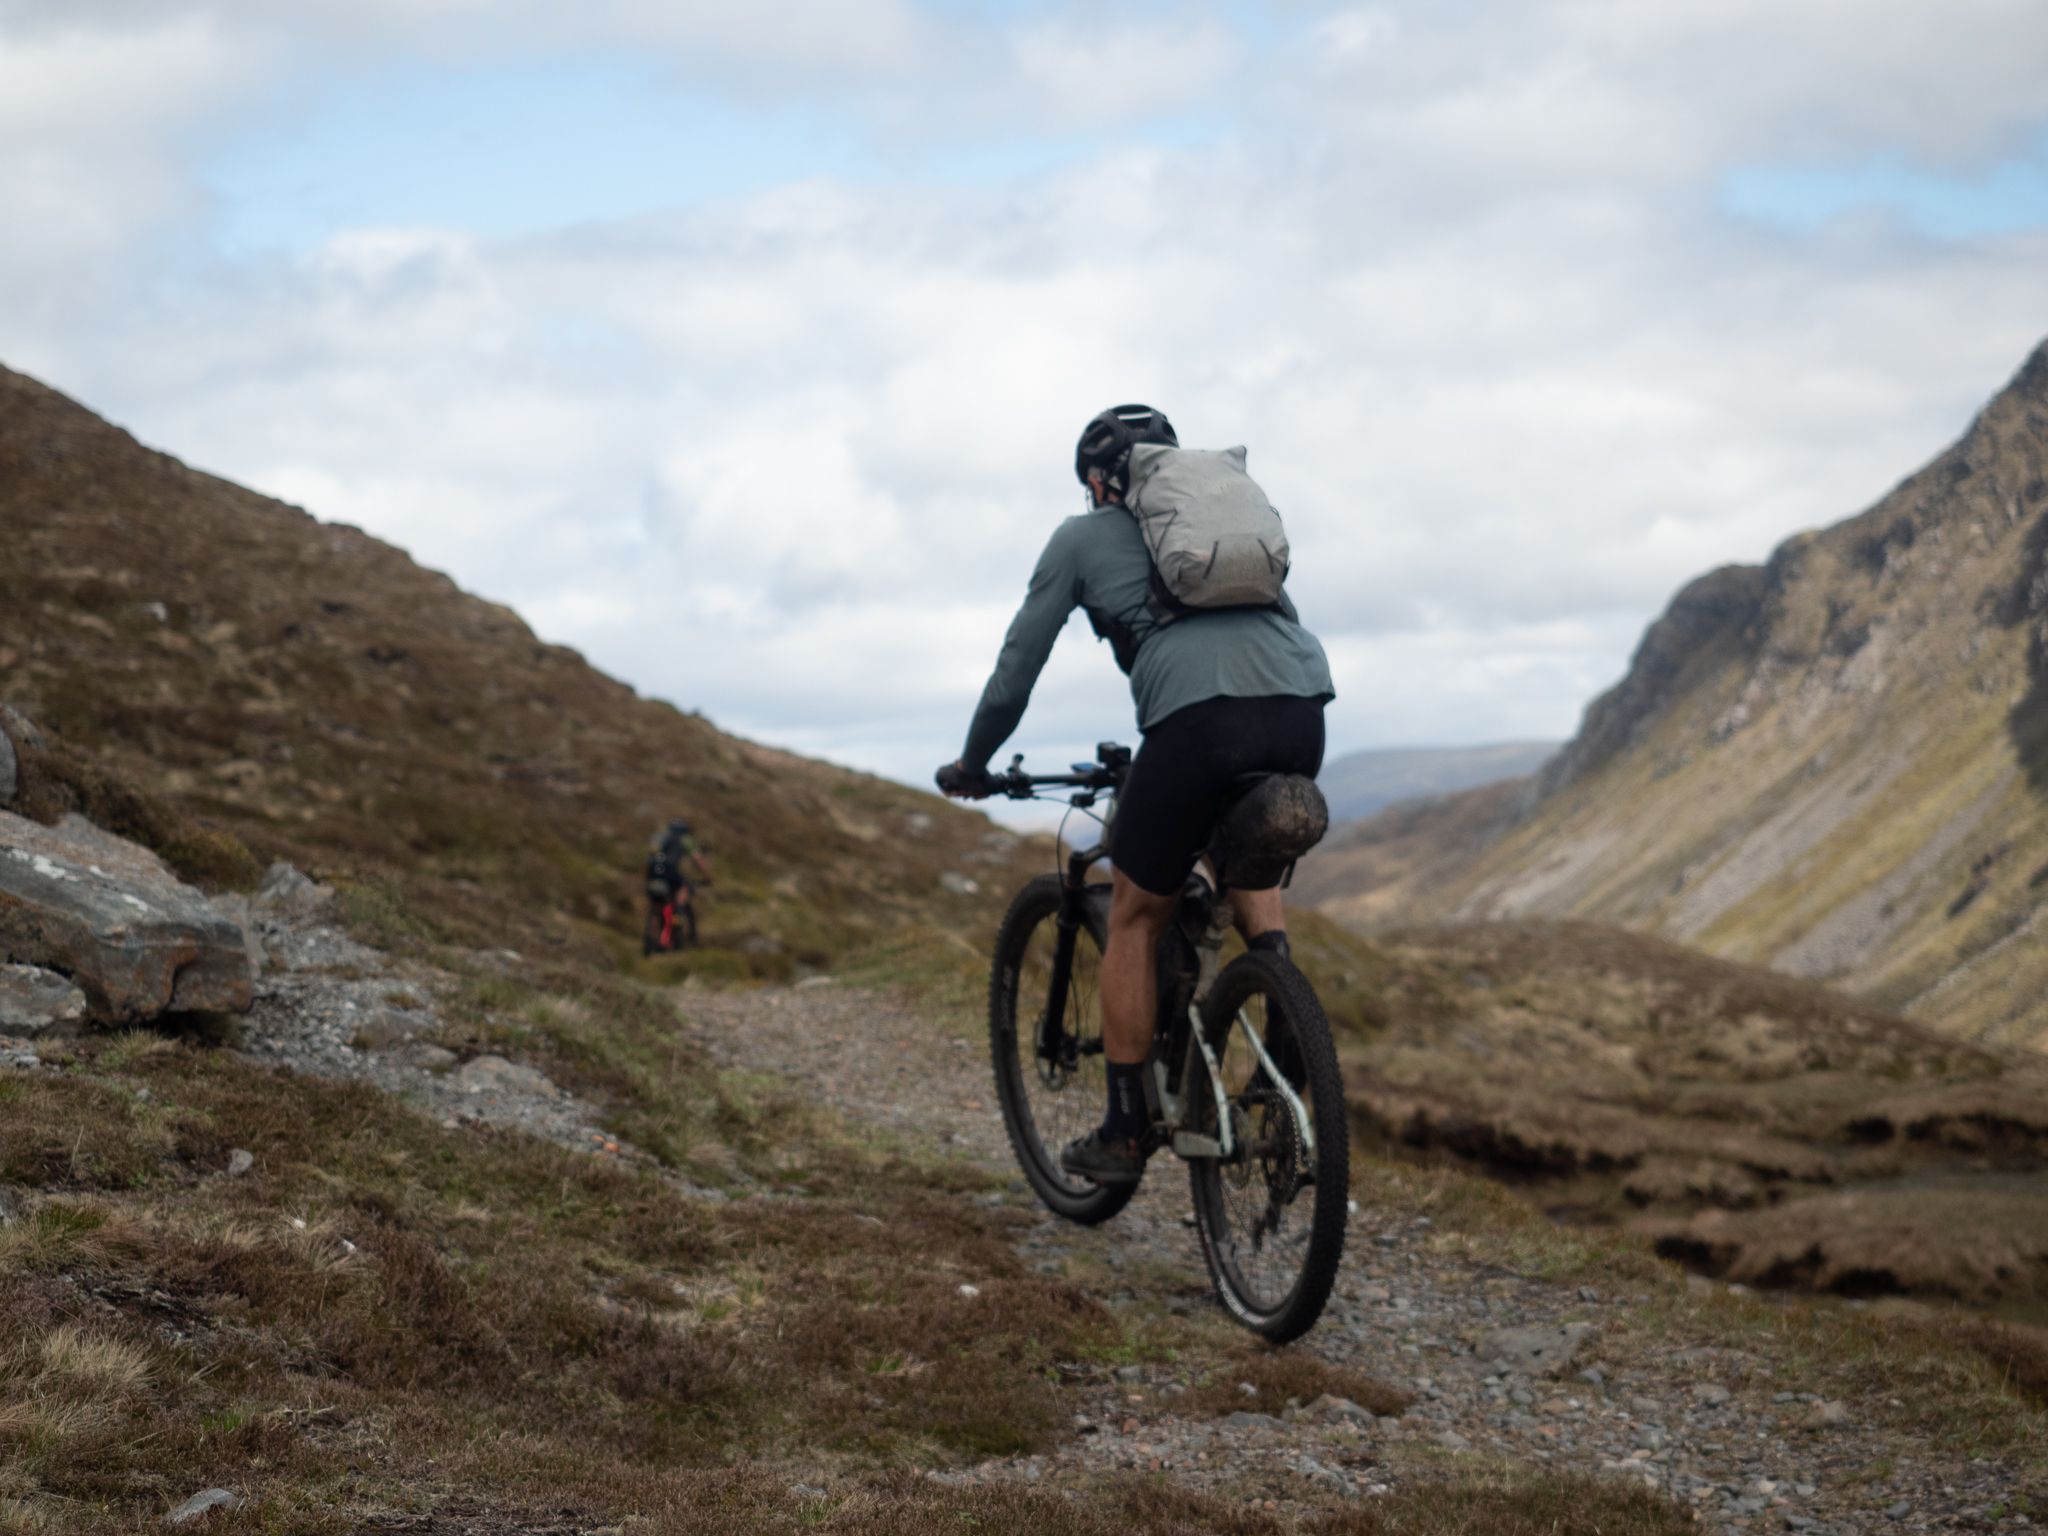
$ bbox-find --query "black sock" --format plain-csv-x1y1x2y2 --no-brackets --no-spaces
1249,930,1291,962
1104,1061,1147,1142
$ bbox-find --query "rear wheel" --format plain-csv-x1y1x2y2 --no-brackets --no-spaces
989,875,1136,1225
1187,950,1349,1341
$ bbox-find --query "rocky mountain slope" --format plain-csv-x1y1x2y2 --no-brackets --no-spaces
1317,743,1558,824
0,363,1041,978
1299,338,2048,1047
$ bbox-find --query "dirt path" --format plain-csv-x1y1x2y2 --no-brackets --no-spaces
680,979,2040,1536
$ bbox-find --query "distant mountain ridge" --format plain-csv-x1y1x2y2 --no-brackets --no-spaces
1298,338,2048,1048
1317,742,1558,823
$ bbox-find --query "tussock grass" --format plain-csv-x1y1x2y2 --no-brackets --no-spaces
1309,918,2048,1308
0,1037,1133,1527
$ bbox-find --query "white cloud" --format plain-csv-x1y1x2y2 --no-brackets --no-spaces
3,1,2046,794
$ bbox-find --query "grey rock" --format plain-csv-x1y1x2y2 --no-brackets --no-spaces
938,871,980,896
1437,1429,1471,1451
201,893,266,982
166,1488,242,1525
1693,1383,1731,1406
0,723,14,808
0,1186,23,1225
457,1054,558,1097
1805,1398,1849,1428
0,963,88,1035
0,812,253,1021
1475,1321,1596,1378
262,922,377,974
1308,1393,1375,1424
790,1484,827,1500
225,1149,255,1178
253,862,331,917
1295,1454,1350,1493
410,1043,458,1071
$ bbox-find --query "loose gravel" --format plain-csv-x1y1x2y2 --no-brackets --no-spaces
681,979,2042,1534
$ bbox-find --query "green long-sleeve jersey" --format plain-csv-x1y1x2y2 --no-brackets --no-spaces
960,503,1335,772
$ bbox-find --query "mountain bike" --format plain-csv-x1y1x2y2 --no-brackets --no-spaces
641,878,709,956
983,742,1349,1342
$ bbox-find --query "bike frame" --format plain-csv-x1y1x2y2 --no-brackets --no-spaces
1040,840,1243,1164
1006,745,1313,1171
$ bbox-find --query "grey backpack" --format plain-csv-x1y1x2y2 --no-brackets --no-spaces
1124,444,1290,614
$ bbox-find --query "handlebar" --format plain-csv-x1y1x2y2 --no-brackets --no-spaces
937,743,1132,803
989,763,1118,800
990,741,1132,802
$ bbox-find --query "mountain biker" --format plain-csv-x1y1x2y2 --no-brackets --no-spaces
644,818,711,950
936,404,1334,1187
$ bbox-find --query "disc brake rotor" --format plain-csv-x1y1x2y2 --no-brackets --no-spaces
1032,1013,1073,1088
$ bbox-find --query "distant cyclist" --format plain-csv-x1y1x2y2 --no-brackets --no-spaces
937,404,1334,1185
643,817,711,953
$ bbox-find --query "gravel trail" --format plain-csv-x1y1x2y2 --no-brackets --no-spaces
680,979,2041,1535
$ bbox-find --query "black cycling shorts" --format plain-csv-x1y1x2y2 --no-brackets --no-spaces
1107,693,1327,896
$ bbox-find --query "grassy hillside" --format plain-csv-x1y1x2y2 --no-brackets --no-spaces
1301,919,2048,1314
1302,339,2048,1048
0,363,1042,976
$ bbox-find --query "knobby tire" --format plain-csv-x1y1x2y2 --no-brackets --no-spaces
988,874,1135,1226
1187,949,1349,1342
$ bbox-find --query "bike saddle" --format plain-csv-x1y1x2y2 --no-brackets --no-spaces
1207,773,1330,892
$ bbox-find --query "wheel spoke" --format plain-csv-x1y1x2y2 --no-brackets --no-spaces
1189,958,1343,1334
1003,900,1107,1201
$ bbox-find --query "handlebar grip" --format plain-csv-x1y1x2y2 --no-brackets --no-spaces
935,762,995,799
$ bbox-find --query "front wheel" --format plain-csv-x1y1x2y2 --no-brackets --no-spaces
1187,950,1349,1342
989,875,1135,1225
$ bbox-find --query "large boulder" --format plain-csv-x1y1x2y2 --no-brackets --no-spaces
0,810,253,1022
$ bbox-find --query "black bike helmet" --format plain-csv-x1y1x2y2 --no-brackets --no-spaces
668,817,692,837
1074,403,1177,493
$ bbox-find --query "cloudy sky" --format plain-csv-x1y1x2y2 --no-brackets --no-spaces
5,1,2046,803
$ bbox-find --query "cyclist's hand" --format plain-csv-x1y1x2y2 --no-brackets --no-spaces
935,760,993,800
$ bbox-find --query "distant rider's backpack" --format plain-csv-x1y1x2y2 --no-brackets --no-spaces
1123,444,1290,616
